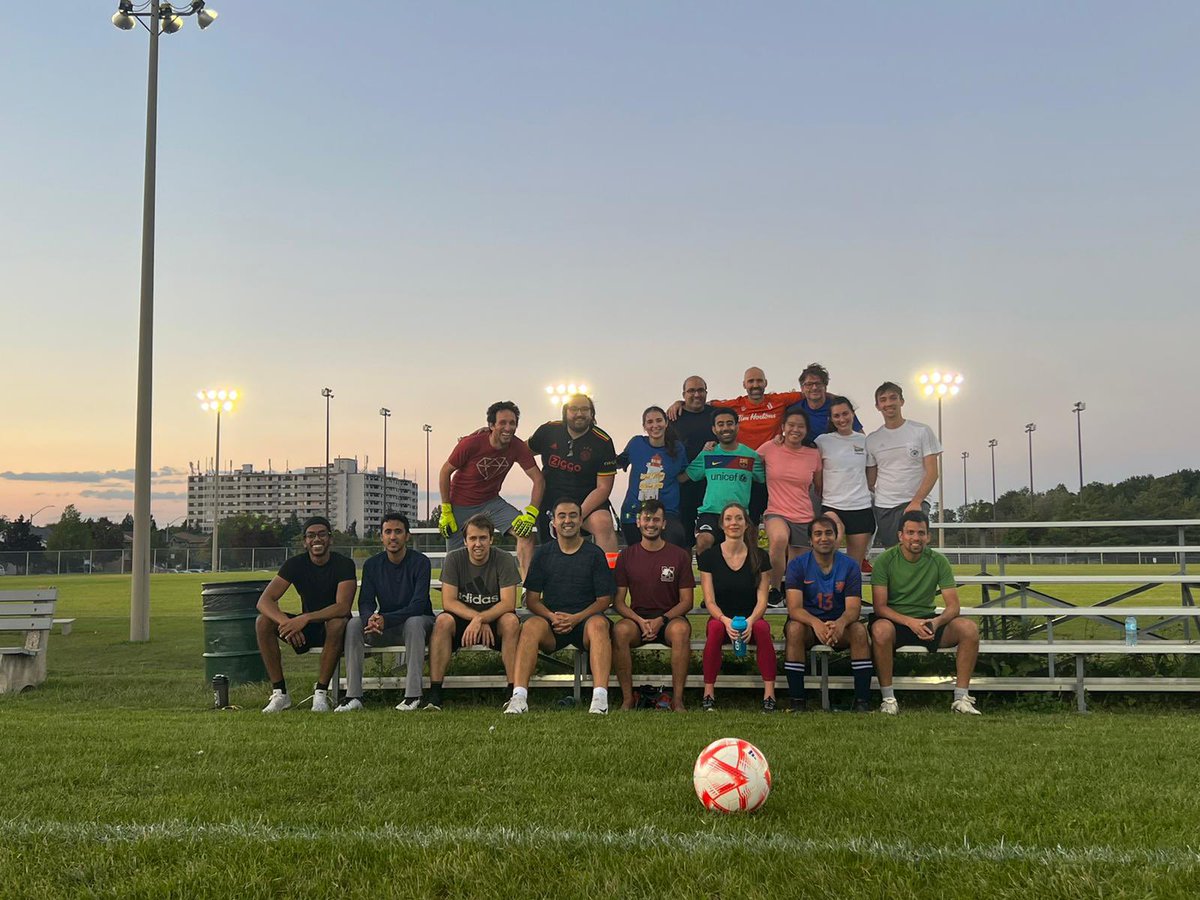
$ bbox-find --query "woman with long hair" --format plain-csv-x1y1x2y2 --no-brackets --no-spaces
698,502,776,712
814,396,874,565
617,405,689,547
756,406,822,604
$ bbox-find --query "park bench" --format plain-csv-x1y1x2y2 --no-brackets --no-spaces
0,589,58,693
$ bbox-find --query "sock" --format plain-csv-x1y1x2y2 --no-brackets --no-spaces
512,686,528,702
430,680,443,692
315,681,329,692
272,679,287,693
784,661,805,699
881,686,896,701
507,682,513,695
851,659,874,703
954,687,969,701
404,696,419,703
593,687,608,704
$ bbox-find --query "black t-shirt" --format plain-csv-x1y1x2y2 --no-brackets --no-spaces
528,421,618,510
523,541,616,615
277,551,358,613
675,405,717,461
697,545,770,619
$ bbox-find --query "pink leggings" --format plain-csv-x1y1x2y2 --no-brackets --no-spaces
703,617,777,684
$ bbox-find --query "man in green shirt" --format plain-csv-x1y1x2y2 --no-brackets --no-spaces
869,510,980,715
686,407,766,554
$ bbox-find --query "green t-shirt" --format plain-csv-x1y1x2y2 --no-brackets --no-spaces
870,545,955,618
686,443,766,515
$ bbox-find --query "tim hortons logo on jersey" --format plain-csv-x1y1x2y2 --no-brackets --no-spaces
476,457,511,480
548,454,583,473
660,566,676,582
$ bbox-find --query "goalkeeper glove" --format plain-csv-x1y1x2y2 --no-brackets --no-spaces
438,503,458,538
510,504,539,538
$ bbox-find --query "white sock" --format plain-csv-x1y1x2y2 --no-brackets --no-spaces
881,686,896,700
512,686,528,701
954,687,969,701
593,687,608,703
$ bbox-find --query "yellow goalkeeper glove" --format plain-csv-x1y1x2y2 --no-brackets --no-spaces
438,503,458,538
510,504,539,538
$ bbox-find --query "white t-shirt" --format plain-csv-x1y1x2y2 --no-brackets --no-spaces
865,419,942,509
815,431,872,510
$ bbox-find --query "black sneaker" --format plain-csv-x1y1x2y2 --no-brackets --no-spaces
852,698,871,713
767,587,784,608
762,696,777,713
423,688,443,711
701,695,715,712
788,697,807,713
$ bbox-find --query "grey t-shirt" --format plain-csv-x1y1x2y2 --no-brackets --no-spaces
524,541,616,615
440,547,521,610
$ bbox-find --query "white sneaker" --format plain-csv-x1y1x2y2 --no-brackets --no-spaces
262,690,291,713
588,695,609,716
394,698,421,712
311,688,332,713
334,698,363,713
879,697,899,716
951,695,982,715
503,694,528,715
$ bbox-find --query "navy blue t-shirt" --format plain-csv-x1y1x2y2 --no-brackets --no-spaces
787,397,863,439
618,435,688,522
784,551,863,621
674,405,718,461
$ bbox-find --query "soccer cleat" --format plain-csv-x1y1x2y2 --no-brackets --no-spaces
311,688,332,713
762,696,777,713
262,690,291,713
852,698,872,713
951,695,982,715
588,695,609,716
334,698,363,713
788,697,807,713
503,694,528,715
701,695,715,713
394,697,421,712
880,697,899,715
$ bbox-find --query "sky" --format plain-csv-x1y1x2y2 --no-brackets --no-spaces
3,2,1198,527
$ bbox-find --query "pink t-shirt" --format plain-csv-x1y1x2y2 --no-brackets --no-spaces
756,440,821,523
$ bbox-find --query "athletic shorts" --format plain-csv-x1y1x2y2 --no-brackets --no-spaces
439,610,510,652
762,513,811,549
869,614,946,653
823,506,876,536
625,615,686,646
552,613,611,651
873,501,931,548
279,612,327,655
695,512,724,543
447,497,522,549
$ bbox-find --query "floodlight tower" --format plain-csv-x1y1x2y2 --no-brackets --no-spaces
917,370,964,547
198,389,237,572
1025,423,1037,513
1072,401,1086,492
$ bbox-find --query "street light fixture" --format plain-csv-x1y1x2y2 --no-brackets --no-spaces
917,370,964,547
1025,423,1037,510
322,388,334,519
380,408,391,517
1072,401,1086,492
423,424,433,521
198,388,237,572
987,439,998,521
115,0,221,641
961,451,969,511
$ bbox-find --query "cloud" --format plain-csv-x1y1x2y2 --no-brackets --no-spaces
79,489,187,501
0,466,186,484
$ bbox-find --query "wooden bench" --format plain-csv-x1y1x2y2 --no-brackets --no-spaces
0,589,58,693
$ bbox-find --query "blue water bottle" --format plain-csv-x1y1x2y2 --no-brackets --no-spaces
1125,616,1138,646
731,616,748,658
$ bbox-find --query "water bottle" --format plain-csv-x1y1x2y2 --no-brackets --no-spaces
1125,616,1138,647
731,616,748,658
212,674,229,709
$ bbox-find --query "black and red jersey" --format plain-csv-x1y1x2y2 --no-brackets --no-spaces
528,421,618,510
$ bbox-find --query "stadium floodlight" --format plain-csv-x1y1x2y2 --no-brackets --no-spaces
195,2,220,29
112,2,136,30
917,369,965,547
546,381,594,408
198,388,238,572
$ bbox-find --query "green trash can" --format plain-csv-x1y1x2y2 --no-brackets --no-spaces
202,580,269,686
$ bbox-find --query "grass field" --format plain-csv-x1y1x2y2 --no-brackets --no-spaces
3,571,1200,898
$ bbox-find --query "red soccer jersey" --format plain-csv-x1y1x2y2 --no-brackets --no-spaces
710,391,804,450
447,431,537,506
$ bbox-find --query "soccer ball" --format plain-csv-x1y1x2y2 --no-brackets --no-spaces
693,737,772,813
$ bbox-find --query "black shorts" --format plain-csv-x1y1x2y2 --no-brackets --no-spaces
623,615,686,646
870,614,946,653
695,512,724,543
441,611,510,651
823,506,876,536
552,613,611,651
279,612,327,655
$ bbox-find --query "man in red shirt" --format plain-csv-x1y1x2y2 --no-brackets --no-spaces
438,401,545,577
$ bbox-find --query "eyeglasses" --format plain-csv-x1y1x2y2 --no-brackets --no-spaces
564,406,591,415
800,381,825,389
304,531,330,540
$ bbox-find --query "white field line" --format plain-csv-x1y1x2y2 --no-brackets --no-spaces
2,818,1199,868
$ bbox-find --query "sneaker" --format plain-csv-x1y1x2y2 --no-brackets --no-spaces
588,695,609,716
880,697,899,715
422,697,442,712
852,698,871,713
394,697,421,712
311,688,332,713
951,695,982,715
262,690,291,713
788,697,807,713
762,696,777,713
334,698,363,713
503,694,528,715
767,587,784,608
701,695,715,712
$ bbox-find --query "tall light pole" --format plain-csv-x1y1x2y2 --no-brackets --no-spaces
322,388,334,519
1025,423,1037,511
423,424,433,521
199,389,236,572
917,370,964,547
960,451,969,511
116,0,220,642
29,505,57,526
380,408,391,516
1072,401,1086,492
987,439,998,521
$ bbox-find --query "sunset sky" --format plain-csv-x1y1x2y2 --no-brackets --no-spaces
3,2,1197,527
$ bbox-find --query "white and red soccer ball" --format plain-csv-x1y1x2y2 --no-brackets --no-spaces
693,737,772,813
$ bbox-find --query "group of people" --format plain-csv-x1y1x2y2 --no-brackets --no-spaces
251,365,982,716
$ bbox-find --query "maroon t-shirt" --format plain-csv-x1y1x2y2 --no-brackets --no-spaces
614,542,696,618
447,431,537,506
